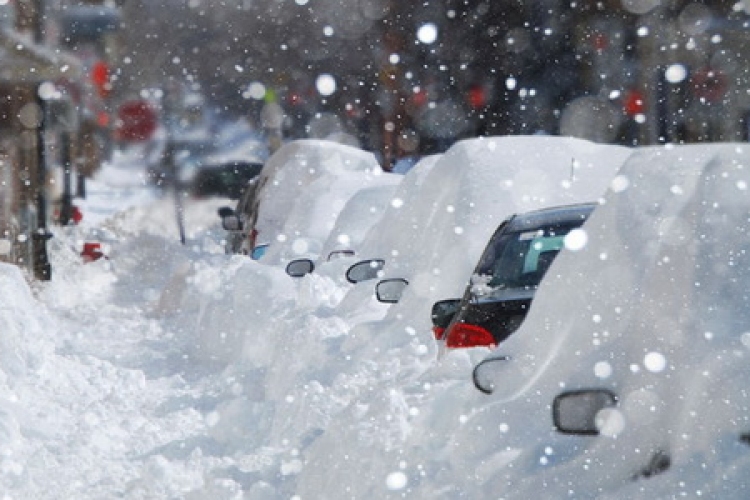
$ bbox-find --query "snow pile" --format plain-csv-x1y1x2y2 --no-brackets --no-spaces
3,136,750,499
0,264,54,463
446,142,750,498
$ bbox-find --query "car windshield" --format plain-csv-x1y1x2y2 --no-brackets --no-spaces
475,223,580,291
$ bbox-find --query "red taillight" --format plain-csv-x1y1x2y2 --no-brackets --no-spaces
446,323,496,349
433,326,445,340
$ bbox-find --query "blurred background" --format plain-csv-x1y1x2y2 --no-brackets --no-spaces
2,1,749,276
114,0,750,159
6,0,750,170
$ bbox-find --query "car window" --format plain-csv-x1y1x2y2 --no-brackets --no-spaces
522,235,565,274
478,223,578,291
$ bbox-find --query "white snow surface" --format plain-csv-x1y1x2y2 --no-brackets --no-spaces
1,137,749,499
251,139,387,264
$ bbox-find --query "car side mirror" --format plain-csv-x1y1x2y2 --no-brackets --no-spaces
218,206,235,218
430,299,461,329
472,355,511,394
286,258,315,277
222,214,243,231
375,278,409,304
251,244,268,260
327,250,355,261
552,389,618,435
345,259,385,284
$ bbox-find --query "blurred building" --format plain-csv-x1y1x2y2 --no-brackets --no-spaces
390,0,750,148
92,0,750,165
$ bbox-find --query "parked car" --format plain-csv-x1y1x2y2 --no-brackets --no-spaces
237,140,387,262
218,142,398,261
146,134,216,188
283,181,401,278
352,137,628,361
458,143,750,498
191,160,263,199
431,202,596,350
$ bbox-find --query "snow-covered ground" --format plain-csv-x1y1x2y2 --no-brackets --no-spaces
1,137,749,499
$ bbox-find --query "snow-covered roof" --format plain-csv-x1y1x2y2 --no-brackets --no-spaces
316,177,403,262
252,139,385,258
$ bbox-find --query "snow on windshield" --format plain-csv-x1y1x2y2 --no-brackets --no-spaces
1,138,749,499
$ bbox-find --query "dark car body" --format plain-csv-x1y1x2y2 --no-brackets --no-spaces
191,161,263,199
434,202,596,350
146,136,216,187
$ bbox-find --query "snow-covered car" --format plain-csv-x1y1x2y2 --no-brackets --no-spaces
359,136,630,299
333,136,632,370
462,143,750,497
244,139,393,263
284,181,401,278
431,202,596,350
264,169,400,265
220,140,399,261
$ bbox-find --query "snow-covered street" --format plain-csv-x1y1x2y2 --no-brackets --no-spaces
5,1,750,497
2,138,750,499
3,158,227,497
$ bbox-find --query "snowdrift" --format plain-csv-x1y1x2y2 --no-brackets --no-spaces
7,136,750,499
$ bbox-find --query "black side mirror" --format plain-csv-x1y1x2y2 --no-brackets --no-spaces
552,389,618,435
286,258,315,277
345,259,385,284
430,299,461,329
218,206,234,218
221,214,243,231
472,355,511,394
375,278,409,304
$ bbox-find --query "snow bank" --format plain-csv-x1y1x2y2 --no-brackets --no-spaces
0,263,51,381
11,135,750,499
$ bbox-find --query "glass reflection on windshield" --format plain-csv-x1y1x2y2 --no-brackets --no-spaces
475,224,579,293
